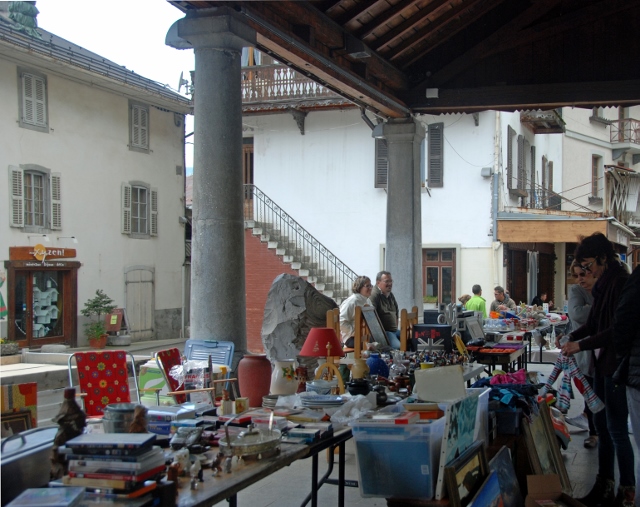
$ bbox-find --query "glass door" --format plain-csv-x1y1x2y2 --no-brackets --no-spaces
422,249,456,309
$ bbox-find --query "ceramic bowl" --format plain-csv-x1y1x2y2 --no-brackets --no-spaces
306,380,333,395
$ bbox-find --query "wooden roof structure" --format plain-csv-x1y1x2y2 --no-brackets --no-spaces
170,0,640,118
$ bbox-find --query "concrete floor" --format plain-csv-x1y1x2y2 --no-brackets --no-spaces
4,345,635,506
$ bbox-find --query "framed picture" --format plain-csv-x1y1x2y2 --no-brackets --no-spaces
488,445,524,507
444,441,489,507
468,470,503,507
522,401,571,494
361,306,389,347
0,409,32,437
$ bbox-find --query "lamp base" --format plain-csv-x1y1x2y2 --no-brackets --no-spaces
314,361,345,394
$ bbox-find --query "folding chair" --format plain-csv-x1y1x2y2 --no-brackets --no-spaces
400,306,419,352
155,347,187,404
67,350,140,418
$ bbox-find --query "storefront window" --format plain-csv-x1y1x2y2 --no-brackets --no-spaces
14,270,63,339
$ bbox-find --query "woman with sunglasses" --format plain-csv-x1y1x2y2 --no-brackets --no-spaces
563,260,598,449
561,232,633,507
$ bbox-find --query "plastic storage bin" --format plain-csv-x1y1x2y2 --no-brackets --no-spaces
352,417,445,500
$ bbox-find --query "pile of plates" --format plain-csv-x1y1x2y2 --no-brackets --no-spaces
262,394,280,409
300,395,345,409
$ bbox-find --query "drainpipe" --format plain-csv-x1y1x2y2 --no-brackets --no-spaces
181,263,185,339
492,111,501,287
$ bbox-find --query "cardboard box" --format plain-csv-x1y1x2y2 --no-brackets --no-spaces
525,475,586,507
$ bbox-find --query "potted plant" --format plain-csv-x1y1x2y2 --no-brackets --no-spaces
0,338,20,356
81,290,116,349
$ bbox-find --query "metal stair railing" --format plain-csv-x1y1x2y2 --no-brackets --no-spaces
244,184,357,298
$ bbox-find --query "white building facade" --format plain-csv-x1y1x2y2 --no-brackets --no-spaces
0,23,191,346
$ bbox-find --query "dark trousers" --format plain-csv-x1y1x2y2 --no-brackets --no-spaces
593,375,635,486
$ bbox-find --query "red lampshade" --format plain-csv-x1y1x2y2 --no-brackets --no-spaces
300,327,345,358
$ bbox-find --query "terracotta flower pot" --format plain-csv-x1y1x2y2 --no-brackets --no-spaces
237,354,272,408
88,334,108,349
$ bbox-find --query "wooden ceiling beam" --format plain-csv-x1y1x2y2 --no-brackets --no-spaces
428,0,560,87
408,79,640,114
389,0,487,64
353,0,423,39
370,0,450,52
332,0,384,27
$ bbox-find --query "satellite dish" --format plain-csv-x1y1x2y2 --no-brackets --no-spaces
177,71,188,93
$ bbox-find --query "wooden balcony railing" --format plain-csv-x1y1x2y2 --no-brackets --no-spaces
241,65,340,103
610,118,640,144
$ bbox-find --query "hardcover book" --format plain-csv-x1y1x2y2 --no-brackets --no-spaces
64,433,156,456
6,487,85,507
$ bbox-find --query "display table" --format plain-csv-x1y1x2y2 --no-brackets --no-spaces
175,428,353,507
473,342,528,373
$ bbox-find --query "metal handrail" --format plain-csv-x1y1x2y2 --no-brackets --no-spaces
244,185,357,299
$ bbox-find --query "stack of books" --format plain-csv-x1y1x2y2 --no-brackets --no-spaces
61,434,165,496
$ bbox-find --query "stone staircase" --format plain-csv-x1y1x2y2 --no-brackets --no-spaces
245,219,350,304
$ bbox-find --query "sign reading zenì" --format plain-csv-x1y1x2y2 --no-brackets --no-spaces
9,246,77,261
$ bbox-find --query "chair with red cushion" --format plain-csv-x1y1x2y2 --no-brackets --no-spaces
67,350,140,417
155,347,188,404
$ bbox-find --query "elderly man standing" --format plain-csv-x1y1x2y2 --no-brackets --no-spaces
465,284,487,318
490,285,517,313
370,271,402,349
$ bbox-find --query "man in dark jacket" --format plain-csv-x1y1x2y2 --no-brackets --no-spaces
561,233,633,507
369,271,401,349
613,264,640,507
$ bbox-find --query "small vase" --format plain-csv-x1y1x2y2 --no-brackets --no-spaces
237,354,272,408
270,359,298,395
351,358,370,380
366,352,389,378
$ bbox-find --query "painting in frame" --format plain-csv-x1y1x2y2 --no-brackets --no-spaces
522,401,571,494
0,409,32,438
468,470,504,507
444,441,489,507
361,306,390,348
488,445,524,507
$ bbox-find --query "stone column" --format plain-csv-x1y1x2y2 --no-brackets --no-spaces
374,119,425,314
167,10,255,364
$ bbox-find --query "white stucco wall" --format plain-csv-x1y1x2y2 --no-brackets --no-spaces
0,57,187,342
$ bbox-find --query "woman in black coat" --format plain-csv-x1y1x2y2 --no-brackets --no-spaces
561,233,633,507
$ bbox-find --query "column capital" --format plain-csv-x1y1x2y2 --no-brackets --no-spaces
372,117,425,143
166,7,256,52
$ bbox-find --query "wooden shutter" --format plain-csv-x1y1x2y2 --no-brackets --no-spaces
506,126,516,190
530,146,536,207
374,139,388,188
131,105,149,149
517,135,524,190
121,183,132,234
22,73,46,127
9,165,24,228
150,188,158,237
541,155,548,207
428,122,444,188
51,172,62,230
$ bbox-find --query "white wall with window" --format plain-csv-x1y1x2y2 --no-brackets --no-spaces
0,54,188,344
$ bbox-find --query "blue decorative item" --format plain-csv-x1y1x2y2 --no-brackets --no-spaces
366,352,389,378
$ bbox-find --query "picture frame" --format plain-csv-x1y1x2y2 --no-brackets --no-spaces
444,441,489,507
468,470,503,507
0,409,32,437
488,445,524,507
522,401,571,494
360,306,389,348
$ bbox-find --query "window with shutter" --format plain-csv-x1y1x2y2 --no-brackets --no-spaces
541,155,548,208
506,126,516,190
51,173,62,230
517,135,525,191
9,166,24,228
427,123,443,188
18,68,48,133
121,183,132,234
129,101,150,153
374,139,388,188
150,188,158,236
530,146,536,208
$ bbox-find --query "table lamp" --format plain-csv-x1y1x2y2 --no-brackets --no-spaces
300,327,345,394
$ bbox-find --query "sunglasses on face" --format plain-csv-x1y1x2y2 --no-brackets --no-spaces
579,260,595,273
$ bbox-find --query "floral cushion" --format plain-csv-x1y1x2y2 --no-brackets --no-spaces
74,351,131,417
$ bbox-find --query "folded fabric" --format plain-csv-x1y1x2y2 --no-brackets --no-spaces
490,369,527,385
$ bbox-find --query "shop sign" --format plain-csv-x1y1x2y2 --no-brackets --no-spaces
9,245,77,262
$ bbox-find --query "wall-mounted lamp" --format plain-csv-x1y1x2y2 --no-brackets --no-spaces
27,234,49,242
57,236,78,244
178,216,191,225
